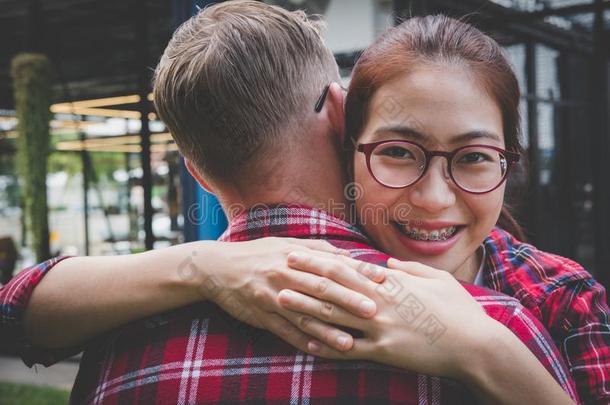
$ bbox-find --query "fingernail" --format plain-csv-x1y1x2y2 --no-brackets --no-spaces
360,299,376,315
371,266,383,280
308,340,321,352
287,251,305,263
279,290,295,301
336,335,349,348
359,265,372,278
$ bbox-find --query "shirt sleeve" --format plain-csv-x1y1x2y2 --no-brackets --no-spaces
501,303,581,403
0,256,83,367
543,278,610,405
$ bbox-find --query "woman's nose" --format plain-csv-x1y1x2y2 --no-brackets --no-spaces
408,158,456,213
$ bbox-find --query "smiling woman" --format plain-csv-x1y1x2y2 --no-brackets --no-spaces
351,65,512,280
334,14,608,404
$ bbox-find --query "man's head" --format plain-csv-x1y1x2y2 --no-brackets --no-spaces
154,0,347,214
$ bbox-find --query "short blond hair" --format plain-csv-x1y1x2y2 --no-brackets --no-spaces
153,0,339,182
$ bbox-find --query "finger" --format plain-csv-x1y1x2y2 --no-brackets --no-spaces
312,253,387,283
276,304,355,352
282,270,377,318
260,312,313,353
278,289,368,331
287,251,383,294
284,238,351,256
241,312,265,329
339,255,386,283
386,259,447,279
306,337,376,360
305,339,350,359
287,249,385,283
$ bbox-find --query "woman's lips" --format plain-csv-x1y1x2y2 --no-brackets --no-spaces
393,222,464,256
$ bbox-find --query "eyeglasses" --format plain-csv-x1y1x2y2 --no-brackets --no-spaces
314,84,331,113
314,83,347,113
357,140,520,194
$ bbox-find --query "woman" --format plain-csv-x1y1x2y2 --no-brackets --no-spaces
276,15,608,404
9,15,607,404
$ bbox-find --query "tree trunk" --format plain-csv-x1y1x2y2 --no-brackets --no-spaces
11,53,54,262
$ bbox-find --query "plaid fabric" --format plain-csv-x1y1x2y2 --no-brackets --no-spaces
1,205,578,404
0,255,80,365
483,228,610,404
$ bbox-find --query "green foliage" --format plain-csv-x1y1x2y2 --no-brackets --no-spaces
90,152,125,182
48,151,82,176
11,53,54,262
0,153,19,207
48,133,81,176
0,382,70,405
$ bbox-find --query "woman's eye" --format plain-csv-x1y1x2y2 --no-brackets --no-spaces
458,152,489,163
378,146,414,159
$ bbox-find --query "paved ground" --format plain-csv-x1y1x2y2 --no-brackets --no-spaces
0,355,79,391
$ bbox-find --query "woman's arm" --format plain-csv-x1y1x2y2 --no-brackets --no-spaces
22,238,379,352
276,252,577,405
459,316,577,405
23,242,211,348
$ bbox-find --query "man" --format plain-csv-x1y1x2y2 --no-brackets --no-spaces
1,2,577,403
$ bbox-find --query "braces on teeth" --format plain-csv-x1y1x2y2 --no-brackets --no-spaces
401,225,457,241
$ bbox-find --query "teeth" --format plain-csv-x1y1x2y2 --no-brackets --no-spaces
399,224,458,241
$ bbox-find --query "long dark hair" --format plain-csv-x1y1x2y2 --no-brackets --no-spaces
345,15,526,241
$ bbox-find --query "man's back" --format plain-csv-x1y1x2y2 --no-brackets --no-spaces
72,299,466,404
70,206,574,404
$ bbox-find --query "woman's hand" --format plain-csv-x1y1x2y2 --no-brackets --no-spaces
277,253,577,404
277,252,493,379
187,237,385,354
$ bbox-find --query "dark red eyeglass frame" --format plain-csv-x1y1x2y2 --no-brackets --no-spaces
357,139,521,194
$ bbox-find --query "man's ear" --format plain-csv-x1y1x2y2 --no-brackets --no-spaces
185,159,215,195
326,82,346,143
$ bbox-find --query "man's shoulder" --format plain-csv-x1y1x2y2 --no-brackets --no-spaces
327,239,391,267
461,282,522,321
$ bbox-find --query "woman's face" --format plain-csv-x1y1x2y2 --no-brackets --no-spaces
353,64,506,281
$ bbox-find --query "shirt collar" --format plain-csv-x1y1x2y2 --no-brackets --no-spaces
473,245,487,286
219,204,370,244
481,227,518,291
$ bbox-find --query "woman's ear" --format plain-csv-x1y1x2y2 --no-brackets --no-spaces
185,159,215,195
326,82,346,143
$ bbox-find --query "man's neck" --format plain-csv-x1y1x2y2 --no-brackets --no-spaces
218,157,354,223
215,132,351,222
219,181,352,223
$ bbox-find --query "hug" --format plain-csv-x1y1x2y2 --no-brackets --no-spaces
2,1,608,404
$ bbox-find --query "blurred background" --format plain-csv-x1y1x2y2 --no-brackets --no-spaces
1,0,608,286
0,0,608,401
0,0,609,288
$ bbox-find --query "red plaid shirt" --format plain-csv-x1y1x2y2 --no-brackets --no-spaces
482,228,610,404
1,206,578,404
